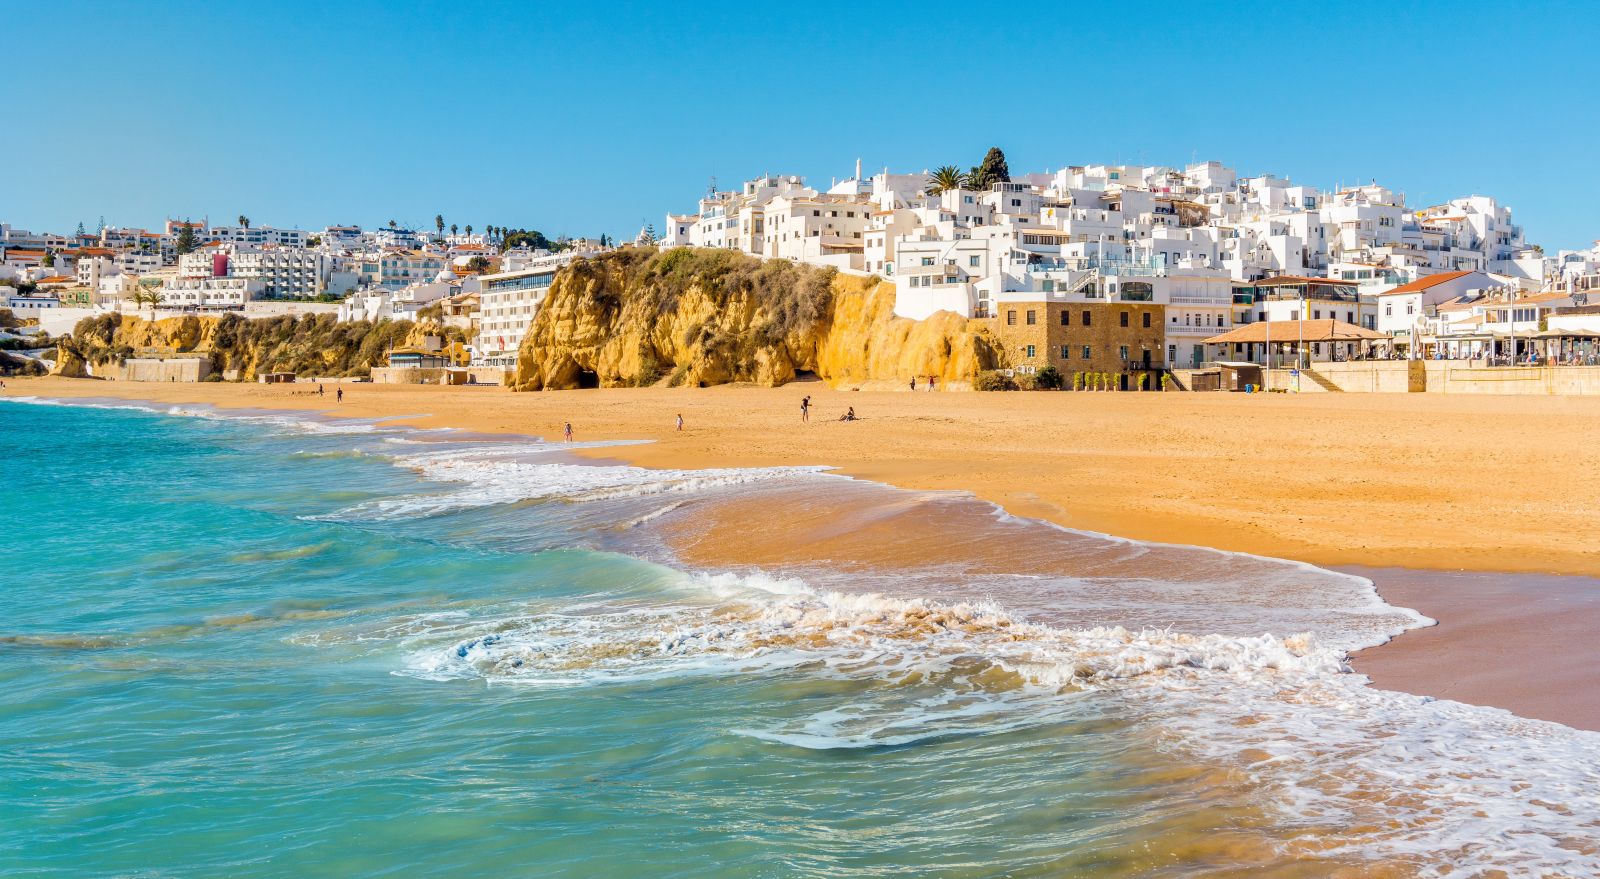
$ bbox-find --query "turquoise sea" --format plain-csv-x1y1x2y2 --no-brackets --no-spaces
3,397,1598,877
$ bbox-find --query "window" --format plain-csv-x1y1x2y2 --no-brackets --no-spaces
1406,304,1415,315
1060,345,1070,359
922,257,935,266
1313,310,1321,320
1060,310,1070,326
1025,345,1036,358
1006,310,1016,325
969,255,980,267
1142,312,1151,328
1081,345,1092,359
1119,345,1130,360
1290,310,1300,320
1385,304,1393,316
1119,311,1129,327
1026,310,1036,325
1082,310,1091,326
1011,199,1022,207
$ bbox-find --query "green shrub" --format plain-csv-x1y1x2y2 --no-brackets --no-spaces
1034,365,1063,390
974,370,1017,391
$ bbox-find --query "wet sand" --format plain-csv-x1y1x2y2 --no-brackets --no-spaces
1350,567,1600,731
8,376,1600,730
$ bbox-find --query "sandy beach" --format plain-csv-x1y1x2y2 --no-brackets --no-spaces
9,375,1600,729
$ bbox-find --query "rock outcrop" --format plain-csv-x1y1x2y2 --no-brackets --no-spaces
54,312,460,380
513,248,1003,391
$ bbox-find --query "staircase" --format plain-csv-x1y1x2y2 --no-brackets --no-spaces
1301,367,1343,392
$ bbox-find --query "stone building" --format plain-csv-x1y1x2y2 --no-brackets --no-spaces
985,301,1166,389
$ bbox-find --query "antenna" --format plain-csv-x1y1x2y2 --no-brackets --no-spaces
706,176,717,198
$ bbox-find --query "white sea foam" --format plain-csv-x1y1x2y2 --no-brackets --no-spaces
390,569,1600,875
318,445,829,520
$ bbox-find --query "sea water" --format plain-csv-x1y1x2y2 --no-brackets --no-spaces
2,397,1597,878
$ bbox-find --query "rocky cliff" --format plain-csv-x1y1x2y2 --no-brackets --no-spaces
54,312,460,380
513,248,1004,390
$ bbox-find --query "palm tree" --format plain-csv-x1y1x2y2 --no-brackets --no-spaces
387,219,398,230
238,215,250,230
450,223,458,237
132,289,166,321
435,214,445,238
465,224,473,238
925,165,964,195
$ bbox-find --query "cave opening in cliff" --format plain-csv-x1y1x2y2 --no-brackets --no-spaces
792,370,820,382
576,369,599,389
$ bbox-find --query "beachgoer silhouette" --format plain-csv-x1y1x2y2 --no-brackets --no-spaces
840,406,856,422
676,414,683,432
927,376,936,392
564,422,573,442
318,384,325,397
801,396,810,422
910,377,916,391
336,388,343,403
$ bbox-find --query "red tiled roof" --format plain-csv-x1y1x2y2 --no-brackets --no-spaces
1383,271,1474,294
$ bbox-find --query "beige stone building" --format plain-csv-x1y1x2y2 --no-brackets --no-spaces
986,301,1166,389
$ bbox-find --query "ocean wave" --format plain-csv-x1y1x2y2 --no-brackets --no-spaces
316,449,829,521
385,568,1600,875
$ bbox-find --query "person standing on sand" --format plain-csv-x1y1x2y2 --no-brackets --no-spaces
910,377,916,391
801,396,810,422
564,422,573,442
318,384,325,397
928,376,936,392
676,413,683,432
336,387,343,403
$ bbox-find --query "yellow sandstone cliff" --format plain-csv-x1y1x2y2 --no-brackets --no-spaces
54,313,458,380
513,248,1003,391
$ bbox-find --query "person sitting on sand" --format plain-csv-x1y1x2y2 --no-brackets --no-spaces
839,406,856,422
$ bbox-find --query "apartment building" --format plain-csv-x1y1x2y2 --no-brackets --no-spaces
475,250,591,367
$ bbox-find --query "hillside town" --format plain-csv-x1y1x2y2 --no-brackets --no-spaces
7,151,1600,389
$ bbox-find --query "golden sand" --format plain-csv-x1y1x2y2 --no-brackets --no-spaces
14,376,1600,577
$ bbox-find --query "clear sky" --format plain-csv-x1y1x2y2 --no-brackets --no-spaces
9,0,1599,249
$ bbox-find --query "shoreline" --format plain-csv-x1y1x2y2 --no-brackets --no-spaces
7,376,1600,730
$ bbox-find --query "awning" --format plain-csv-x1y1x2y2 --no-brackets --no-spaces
1204,319,1389,345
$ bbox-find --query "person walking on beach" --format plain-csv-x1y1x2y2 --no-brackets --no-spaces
318,384,325,397
801,395,811,422
910,377,917,391
927,375,936,392
675,413,684,432
336,387,343,403
564,421,573,442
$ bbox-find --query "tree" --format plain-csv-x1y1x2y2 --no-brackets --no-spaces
1160,373,1171,392
450,223,459,237
466,255,491,273
966,147,1011,191
41,249,54,268
435,214,445,237
1035,364,1063,390
176,222,197,255
465,225,473,237
76,221,86,237
238,215,250,230
132,288,166,320
387,219,398,230
925,165,965,195
307,235,322,247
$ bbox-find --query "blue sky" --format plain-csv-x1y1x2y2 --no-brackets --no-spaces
9,0,1598,249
